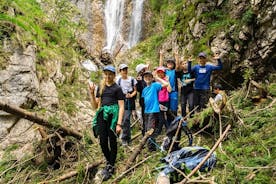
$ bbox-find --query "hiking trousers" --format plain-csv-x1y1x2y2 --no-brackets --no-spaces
97,111,117,166
144,113,159,151
121,109,131,143
194,89,209,111
181,91,194,117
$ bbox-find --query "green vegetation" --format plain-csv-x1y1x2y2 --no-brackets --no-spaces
0,0,88,115
0,0,275,183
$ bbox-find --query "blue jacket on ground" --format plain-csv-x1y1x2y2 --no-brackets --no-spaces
188,59,222,90
142,82,162,113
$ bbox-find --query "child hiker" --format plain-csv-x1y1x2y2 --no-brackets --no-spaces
116,63,137,146
89,65,124,181
142,70,169,151
176,56,195,118
135,63,149,135
188,52,222,111
156,66,172,134
159,50,180,125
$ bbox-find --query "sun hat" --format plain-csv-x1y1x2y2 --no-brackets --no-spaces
136,63,149,73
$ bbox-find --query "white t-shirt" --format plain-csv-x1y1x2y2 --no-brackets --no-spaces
116,76,137,94
214,93,223,102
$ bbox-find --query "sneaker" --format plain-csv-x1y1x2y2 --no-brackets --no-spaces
101,164,114,181
122,140,128,146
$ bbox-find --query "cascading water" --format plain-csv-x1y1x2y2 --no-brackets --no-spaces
103,0,125,52
128,0,145,48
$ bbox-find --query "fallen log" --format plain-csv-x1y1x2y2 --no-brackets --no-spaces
124,129,154,171
177,124,231,184
0,102,83,139
38,160,103,184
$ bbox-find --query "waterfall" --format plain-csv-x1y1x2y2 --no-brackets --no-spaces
103,0,125,52
128,0,145,48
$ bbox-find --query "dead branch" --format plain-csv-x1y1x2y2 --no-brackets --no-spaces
131,118,140,128
131,132,142,142
0,102,82,139
38,160,103,184
0,153,43,177
229,103,245,126
250,80,267,98
124,129,154,171
112,154,155,183
178,124,231,184
168,106,198,155
245,98,276,116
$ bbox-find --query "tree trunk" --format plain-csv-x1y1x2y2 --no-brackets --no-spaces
0,102,83,139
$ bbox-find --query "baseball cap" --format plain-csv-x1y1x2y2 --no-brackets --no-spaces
156,66,166,73
198,52,207,58
166,58,176,64
103,65,116,73
119,63,128,70
136,63,149,73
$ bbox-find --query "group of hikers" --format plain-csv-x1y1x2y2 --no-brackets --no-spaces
88,50,224,181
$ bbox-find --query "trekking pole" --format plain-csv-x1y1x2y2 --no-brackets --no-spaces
167,106,198,155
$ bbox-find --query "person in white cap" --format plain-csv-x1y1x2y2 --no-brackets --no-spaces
116,63,137,146
135,63,149,135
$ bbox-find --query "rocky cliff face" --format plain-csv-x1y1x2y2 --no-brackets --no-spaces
71,0,105,56
0,45,41,159
158,0,275,86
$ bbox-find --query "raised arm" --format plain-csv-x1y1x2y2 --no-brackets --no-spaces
211,53,223,70
154,74,169,88
89,82,99,110
174,50,180,70
159,49,164,67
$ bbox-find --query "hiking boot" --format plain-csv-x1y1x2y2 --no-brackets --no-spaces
101,164,114,181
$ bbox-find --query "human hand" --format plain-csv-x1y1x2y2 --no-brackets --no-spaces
88,80,96,94
137,76,142,80
126,93,132,98
174,49,179,56
188,55,193,61
116,124,122,134
213,52,220,60
159,49,164,55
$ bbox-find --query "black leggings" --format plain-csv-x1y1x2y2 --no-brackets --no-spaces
97,111,117,166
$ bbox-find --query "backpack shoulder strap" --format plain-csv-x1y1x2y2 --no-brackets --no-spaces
131,77,134,88
118,77,121,86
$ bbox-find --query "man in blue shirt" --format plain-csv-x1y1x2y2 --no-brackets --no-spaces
188,52,222,111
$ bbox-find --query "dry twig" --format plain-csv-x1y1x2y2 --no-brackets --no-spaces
178,124,231,184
